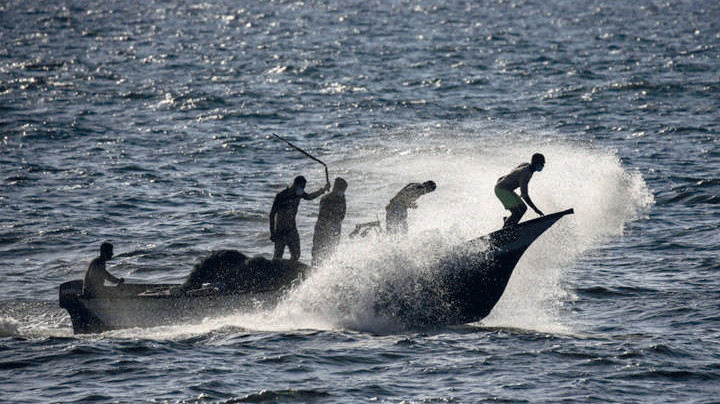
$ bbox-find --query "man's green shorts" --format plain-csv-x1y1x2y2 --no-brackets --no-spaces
494,186,523,209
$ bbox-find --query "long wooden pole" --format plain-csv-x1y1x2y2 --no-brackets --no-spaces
271,133,330,184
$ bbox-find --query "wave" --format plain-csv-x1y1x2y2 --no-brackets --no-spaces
659,178,720,206
576,286,659,298
238,389,331,403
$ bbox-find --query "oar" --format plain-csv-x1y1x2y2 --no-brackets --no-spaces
271,133,330,185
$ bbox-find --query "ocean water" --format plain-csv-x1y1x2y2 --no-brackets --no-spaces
1,0,719,402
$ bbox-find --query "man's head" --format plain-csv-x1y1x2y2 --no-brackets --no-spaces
333,177,348,193
292,176,307,195
531,153,545,172
100,242,114,260
293,176,307,187
423,181,437,192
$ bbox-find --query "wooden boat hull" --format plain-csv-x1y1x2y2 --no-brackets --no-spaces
374,209,575,328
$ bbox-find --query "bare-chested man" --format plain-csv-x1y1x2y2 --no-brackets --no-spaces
495,153,545,228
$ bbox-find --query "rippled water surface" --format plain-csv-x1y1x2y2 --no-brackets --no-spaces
2,0,719,402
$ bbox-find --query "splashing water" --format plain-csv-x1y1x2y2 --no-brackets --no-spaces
209,131,654,335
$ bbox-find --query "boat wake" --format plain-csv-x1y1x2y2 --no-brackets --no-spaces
0,317,20,338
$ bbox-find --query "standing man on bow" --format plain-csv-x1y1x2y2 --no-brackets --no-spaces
270,175,330,261
494,153,546,228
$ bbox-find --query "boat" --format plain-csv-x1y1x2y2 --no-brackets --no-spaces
59,251,309,334
59,209,573,334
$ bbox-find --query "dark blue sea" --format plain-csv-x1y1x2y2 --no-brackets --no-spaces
2,0,719,402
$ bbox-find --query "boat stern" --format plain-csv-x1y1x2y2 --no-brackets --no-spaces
59,280,107,334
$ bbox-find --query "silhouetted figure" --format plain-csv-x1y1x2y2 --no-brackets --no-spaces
311,177,348,266
83,242,124,297
495,153,545,228
270,175,330,261
386,181,437,235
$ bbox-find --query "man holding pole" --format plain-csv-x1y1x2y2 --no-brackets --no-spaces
270,175,330,261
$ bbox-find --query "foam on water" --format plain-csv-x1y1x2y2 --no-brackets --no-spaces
0,317,20,338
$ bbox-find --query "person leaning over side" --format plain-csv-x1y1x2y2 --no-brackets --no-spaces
385,180,437,235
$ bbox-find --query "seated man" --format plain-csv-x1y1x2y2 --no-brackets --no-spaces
83,242,124,297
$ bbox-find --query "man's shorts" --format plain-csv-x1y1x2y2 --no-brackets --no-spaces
494,186,524,209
